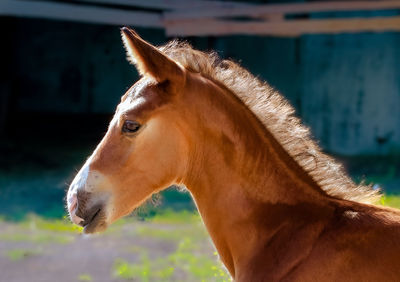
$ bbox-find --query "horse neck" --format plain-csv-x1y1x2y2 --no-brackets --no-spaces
179,74,334,276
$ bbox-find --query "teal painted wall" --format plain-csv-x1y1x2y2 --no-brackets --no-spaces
300,33,400,155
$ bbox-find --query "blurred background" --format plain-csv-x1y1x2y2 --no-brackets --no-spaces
0,0,399,281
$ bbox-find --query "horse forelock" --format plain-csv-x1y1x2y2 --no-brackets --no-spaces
158,40,380,204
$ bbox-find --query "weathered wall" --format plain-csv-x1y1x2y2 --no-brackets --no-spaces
2,18,400,155
300,33,400,155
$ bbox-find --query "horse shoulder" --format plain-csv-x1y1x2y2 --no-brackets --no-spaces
238,202,400,282
286,202,400,281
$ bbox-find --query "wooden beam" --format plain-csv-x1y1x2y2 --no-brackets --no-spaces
71,0,252,10
0,0,163,28
165,1,400,21
165,16,400,37
261,13,285,22
2,0,400,37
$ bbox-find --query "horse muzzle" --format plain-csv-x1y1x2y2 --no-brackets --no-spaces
68,189,109,233
67,162,111,233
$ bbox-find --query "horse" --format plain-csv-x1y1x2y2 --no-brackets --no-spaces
67,27,400,281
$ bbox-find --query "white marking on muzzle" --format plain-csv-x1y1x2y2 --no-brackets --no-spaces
67,160,90,225
68,157,109,194
67,157,113,225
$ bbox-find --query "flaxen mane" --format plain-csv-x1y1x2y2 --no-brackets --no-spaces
159,40,379,204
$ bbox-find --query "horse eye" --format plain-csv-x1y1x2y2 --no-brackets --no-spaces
122,120,141,134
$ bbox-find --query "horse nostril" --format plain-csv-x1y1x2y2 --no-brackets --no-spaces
74,190,95,226
68,188,107,231
68,192,84,225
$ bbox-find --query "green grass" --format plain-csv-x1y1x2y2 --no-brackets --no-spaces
0,232,73,244
112,237,230,282
135,224,207,243
135,226,183,241
24,214,83,233
5,248,41,261
0,214,80,244
111,210,230,281
78,274,93,281
380,194,400,209
113,257,152,281
149,209,200,224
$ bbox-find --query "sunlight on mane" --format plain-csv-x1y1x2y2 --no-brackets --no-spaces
159,40,380,204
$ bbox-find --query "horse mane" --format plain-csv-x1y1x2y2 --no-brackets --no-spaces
159,40,380,204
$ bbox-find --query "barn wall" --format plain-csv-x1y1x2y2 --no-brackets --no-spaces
300,33,400,155
2,18,400,155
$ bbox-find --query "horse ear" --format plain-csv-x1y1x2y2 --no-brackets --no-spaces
121,27,184,83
